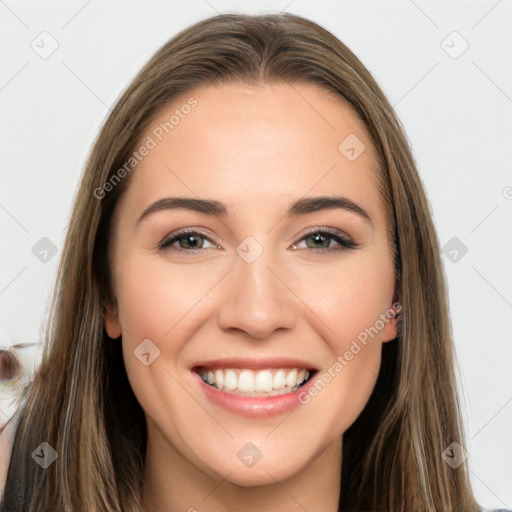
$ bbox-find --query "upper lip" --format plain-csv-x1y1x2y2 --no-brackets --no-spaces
191,357,318,371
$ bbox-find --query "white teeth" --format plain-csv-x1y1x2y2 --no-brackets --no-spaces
224,369,237,391
273,369,286,390
214,369,224,390
285,369,298,388
198,367,311,395
238,370,254,392
255,369,273,392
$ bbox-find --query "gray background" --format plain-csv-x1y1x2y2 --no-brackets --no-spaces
1,0,511,508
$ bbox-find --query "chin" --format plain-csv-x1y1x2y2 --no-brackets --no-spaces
194,437,319,488
214,460,304,487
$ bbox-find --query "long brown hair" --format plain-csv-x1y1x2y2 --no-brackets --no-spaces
2,13,481,511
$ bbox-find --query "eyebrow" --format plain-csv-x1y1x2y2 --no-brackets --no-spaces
137,195,372,224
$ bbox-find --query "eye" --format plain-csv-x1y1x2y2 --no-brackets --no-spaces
293,228,357,253
158,227,358,254
159,229,218,252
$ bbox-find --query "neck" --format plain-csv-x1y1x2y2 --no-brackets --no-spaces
142,423,342,512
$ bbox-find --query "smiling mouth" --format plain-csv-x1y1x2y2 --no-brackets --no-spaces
193,367,315,397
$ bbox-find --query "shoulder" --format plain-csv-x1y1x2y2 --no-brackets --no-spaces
0,409,22,501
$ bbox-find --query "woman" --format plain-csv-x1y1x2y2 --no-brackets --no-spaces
0,12,506,512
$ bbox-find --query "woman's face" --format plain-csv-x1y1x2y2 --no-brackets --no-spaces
105,82,398,486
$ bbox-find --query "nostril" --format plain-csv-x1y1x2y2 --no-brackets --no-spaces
0,350,20,382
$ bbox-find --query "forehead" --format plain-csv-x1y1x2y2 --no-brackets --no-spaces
121,82,384,222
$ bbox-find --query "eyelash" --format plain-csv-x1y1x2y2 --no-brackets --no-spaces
158,227,358,254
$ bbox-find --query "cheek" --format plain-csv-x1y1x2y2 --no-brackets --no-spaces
291,250,393,424
114,255,221,341
292,251,394,346
114,256,223,411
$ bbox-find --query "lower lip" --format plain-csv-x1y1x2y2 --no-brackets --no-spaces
193,371,317,419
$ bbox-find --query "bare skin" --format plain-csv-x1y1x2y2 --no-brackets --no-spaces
105,82,398,512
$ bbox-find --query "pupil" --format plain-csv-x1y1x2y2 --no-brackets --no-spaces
309,233,328,248
184,235,201,249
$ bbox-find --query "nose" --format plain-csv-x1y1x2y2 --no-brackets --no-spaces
216,245,298,339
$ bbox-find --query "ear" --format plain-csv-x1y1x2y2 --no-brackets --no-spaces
381,289,401,343
381,309,399,343
104,299,122,339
